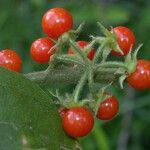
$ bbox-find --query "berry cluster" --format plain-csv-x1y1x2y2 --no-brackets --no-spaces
60,95,119,138
0,7,150,139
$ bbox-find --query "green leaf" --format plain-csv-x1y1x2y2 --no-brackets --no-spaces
0,68,77,150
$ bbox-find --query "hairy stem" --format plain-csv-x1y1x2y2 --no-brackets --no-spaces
96,61,127,69
24,67,84,86
24,66,117,86
73,72,88,102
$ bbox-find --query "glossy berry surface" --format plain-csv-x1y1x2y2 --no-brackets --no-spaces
42,7,73,39
68,41,95,60
97,96,119,120
30,37,55,64
111,26,135,56
127,59,150,90
63,107,94,138
0,49,22,72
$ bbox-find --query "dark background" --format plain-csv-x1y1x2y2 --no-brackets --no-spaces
0,0,149,149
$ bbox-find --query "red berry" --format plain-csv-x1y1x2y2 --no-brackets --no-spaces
87,48,96,60
127,59,150,90
0,49,22,72
96,96,119,120
68,41,95,60
111,26,136,56
30,37,55,64
63,107,94,138
42,7,73,39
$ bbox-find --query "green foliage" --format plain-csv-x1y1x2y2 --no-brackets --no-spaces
0,0,150,149
0,68,76,150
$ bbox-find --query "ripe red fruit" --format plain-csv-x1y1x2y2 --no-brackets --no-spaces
111,26,136,56
127,59,150,90
0,49,22,72
96,96,119,120
42,7,73,39
68,41,95,60
63,107,94,138
30,37,55,64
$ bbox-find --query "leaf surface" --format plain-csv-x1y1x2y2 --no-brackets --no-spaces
0,68,76,150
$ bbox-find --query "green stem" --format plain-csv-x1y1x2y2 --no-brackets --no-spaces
94,83,112,116
24,66,117,86
93,42,106,63
94,94,106,116
96,67,118,73
70,22,85,35
47,45,61,71
24,67,84,85
88,64,95,98
73,72,88,103
56,55,85,66
84,40,96,55
97,22,111,37
69,39,89,63
96,61,128,70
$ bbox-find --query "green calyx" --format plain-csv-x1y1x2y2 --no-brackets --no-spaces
118,44,143,89
58,22,85,44
125,44,143,74
97,22,123,55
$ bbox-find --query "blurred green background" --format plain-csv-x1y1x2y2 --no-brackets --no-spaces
0,0,149,150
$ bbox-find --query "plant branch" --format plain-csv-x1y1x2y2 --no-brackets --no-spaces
73,72,88,102
24,65,117,86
